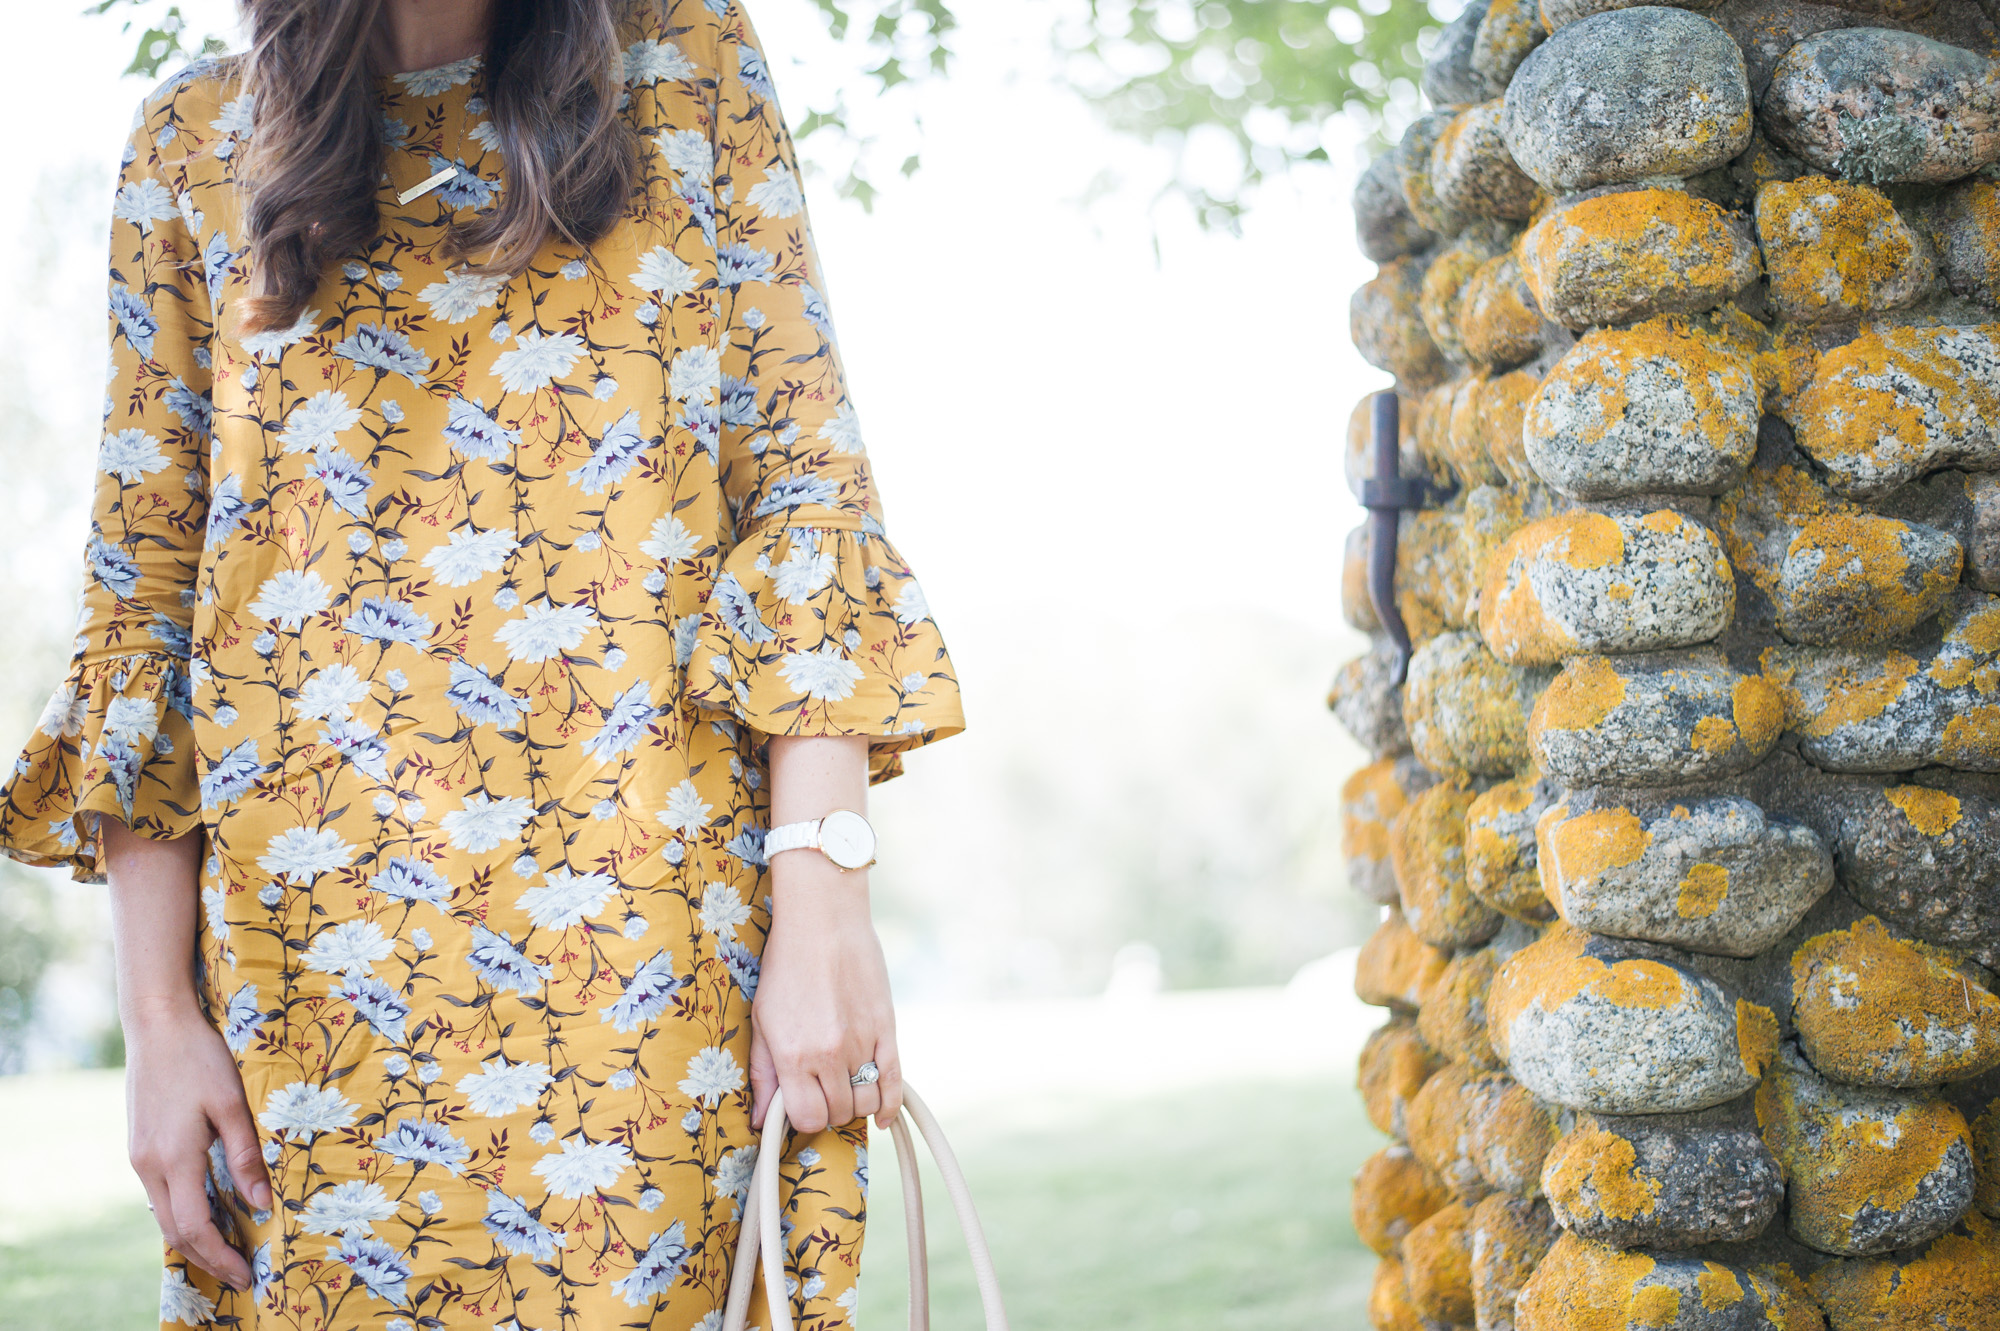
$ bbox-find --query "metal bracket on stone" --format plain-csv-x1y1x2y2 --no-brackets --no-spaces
1364,389,1418,686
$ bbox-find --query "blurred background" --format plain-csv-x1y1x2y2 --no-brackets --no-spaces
0,0,1453,1323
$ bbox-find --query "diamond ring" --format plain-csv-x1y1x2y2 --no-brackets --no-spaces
849,1061,880,1087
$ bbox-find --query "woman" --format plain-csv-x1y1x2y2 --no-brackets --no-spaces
0,0,962,1325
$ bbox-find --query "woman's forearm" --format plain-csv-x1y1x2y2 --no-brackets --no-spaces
766,734,872,921
103,818,205,1026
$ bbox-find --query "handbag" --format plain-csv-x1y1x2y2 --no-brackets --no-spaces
721,1082,1011,1331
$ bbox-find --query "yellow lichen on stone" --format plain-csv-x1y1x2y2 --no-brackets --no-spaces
1791,915,2000,1087
1403,1200,1478,1324
1541,1122,1662,1220
1355,910,1451,1011
1760,646,1921,738
1478,368,1542,485
1807,1211,2000,1330
1360,1019,1445,1138
1754,176,1935,321
1886,784,1964,837
1736,998,1779,1078
1521,189,1762,329
1691,714,1739,754
1696,1263,1744,1312
1459,252,1546,372
1539,805,1650,919
1369,1254,1426,1331
1341,759,1408,865
1488,925,1689,1064
1532,656,1628,735
1353,1144,1452,1256
1778,513,1961,645
1676,863,1730,919
1730,674,1785,753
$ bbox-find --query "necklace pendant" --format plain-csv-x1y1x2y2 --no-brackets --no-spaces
398,166,459,205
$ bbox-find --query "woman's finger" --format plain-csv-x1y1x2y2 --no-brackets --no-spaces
850,1080,882,1122
210,1094,273,1212
818,1057,858,1128
165,1162,250,1291
749,1023,778,1130
871,1039,904,1128
782,1061,833,1133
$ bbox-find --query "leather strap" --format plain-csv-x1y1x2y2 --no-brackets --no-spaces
720,1081,1009,1331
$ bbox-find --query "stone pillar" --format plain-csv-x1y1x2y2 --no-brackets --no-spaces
1334,2,2000,1327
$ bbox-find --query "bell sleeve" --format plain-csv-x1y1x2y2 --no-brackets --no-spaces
0,87,212,880
684,3,964,783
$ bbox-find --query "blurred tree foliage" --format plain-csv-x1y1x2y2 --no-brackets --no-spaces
90,0,1448,224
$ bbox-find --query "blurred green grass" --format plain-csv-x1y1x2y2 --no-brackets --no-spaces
0,1074,1375,1330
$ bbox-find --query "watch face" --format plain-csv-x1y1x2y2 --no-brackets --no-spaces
818,810,876,870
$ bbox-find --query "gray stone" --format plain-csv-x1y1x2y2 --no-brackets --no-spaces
1933,177,2000,307
1355,151,1437,264
1423,0,1504,108
1539,0,1725,30
1329,637,1409,757
1519,187,1762,329
1774,514,1962,646
1524,327,1758,500
1541,1115,1783,1248
1432,101,1540,221
1351,255,1449,389
1538,793,1834,958
1397,110,1466,236
1479,511,1737,666
1502,8,1752,194
1761,28,2000,185
1836,779,2000,971
1404,630,1553,778
1966,472,2000,593
1529,649,1784,789
1488,924,1779,1115
1759,1043,1975,1256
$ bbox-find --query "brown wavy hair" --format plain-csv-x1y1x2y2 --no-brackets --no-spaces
233,0,642,334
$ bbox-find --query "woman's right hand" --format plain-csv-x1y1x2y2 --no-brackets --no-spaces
124,998,272,1293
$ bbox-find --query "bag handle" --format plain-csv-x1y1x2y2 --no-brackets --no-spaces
720,1082,1009,1331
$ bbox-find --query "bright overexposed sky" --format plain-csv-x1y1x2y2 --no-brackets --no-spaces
2,0,1388,1009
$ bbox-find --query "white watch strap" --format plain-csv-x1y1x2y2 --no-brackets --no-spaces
764,818,821,858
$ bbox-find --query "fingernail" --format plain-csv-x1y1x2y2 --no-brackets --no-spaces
251,1182,272,1209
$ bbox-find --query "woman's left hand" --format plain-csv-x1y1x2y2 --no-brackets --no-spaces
748,734,902,1133
749,885,901,1132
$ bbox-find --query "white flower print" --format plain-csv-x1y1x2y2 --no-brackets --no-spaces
454,1056,553,1116
210,94,255,137
816,401,865,454
298,1180,398,1237
669,344,721,404
630,246,700,299
258,1081,359,1142
656,779,712,837
114,176,176,232
698,882,751,941
640,514,699,562
248,569,332,630
278,389,363,454
533,1137,632,1199
418,267,505,323
514,867,620,929
747,164,805,219
779,644,867,701
657,126,712,185
625,37,695,83
239,304,321,359
895,580,931,625
495,599,599,662
299,663,371,721
440,792,534,853
679,1046,745,1107
301,920,395,975
773,537,837,604
421,526,519,586
102,695,161,743
257,826,356,885
159,1266,218,1326
492,328,587,392
100,428,170,482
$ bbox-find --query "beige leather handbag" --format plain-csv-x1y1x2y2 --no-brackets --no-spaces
721,1083,1010,1331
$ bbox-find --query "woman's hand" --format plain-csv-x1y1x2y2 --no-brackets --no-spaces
102,819,270,1292
125,998,272,1291
749,735,902,1133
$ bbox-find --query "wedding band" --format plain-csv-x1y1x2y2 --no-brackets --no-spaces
849,1061,880,1087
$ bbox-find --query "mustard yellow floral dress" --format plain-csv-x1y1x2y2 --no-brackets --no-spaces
0,1,963,1326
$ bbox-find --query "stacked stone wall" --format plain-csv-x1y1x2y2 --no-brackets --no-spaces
1335,0,2000,1326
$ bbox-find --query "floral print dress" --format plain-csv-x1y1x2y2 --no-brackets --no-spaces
0,0,963,1326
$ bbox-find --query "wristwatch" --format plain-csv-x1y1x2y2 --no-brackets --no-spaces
765,809,878,871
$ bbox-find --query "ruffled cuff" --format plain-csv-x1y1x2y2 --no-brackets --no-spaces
685,518,965,783
0,653,200,882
